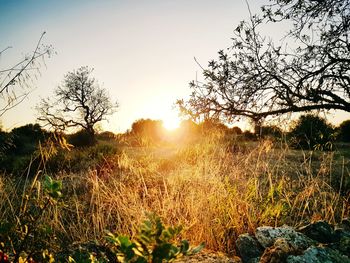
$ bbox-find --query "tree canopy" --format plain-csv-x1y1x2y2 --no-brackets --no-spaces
289,114,334,149
37,66,117,138
178,0,350,125
128,118,165,145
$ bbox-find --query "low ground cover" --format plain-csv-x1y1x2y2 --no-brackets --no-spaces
0,134,349,261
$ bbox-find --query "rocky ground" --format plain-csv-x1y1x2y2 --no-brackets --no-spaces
175,251,241,263
178,219,350,263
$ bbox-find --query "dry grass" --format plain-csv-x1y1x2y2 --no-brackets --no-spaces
1,134,349,255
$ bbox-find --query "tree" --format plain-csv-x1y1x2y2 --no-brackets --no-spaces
230,126,242,135
178,0,350,128
0,32,53,116
198,118,229,135
337,120,350,142
9,123,48,155
260,125,283,138
128,118,164,145
37,66,117,140
289,114,334,149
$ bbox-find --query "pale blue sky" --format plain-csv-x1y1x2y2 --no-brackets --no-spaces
1,0,349,132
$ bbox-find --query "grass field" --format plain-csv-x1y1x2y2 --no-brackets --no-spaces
0,133,349,260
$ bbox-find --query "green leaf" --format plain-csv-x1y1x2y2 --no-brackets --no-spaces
180,240,190,254
189,243,205,255
117,235,133,248
42,175,62,199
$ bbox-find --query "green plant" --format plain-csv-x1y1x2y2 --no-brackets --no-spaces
337,120,350,142
289,114,335,150
68,130,97,147
105,214,204,263
0,175,62,262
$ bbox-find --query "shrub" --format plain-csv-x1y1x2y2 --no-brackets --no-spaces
289,114,334,150
105,213,204,262
337,120,350,142
68,130,96,147
198,119,229,135
260,125,283,138
0,131,13,157
97,131,116,141
46,142,118,173
230,126,242,135
242,130,256,140
0,175,62,262
0,124,49,157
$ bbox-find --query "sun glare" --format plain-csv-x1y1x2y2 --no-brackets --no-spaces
163,118,180,131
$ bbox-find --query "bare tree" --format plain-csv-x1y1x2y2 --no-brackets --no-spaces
37,66,117,139
178,0,350,130
0,32,53,116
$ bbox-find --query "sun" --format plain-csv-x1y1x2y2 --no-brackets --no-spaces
163,117,180,131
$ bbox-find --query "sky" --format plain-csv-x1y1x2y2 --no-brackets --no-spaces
1,0,350,133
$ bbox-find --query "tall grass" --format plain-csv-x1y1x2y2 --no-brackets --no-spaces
1,133,349,256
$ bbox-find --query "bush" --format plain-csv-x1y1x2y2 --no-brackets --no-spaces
126,119,165,146
260,125,283,138
97,131,116,141
337,120,350,142
6,124,48,156
289,114,334,150
68,130,96,147
105,213,204,262
46,142,118,173
0,175,63,262
0,124,50,175
242,130,256,140
0,131,13,157
230,126,242,135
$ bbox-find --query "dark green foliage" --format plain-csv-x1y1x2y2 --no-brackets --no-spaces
337,120,350,142
0,124,118,175
68,129,97,147
46,142,118,173
0,176,62,262
0,131,13,157
0,124,49,174
8,124,48,155
105,213,204,262
260,125,283,138
97,131,116,141
289,115,334,150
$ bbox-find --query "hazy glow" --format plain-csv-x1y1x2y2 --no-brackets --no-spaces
1,0,350,132
163,118,180,131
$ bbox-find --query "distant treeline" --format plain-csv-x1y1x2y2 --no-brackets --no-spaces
1,114,350,175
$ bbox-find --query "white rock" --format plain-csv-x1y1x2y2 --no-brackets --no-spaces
255,226,315,249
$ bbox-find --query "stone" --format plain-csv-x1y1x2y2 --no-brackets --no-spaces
246,258,259,263
255,226,315,249
339,236,350,257
235,234,263,263
334,218,350,242
260,238,301,263
333,227,350,243
298,221,335,243
286,246,350,263
174,251,241,262
337,218,350,232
